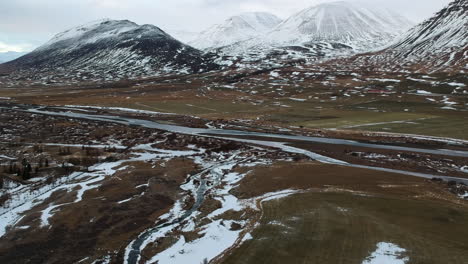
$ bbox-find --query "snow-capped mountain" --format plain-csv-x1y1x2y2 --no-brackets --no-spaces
190,12,282,49
213,1,413,69
0,51,27,63
346,0,467,72
267,1,412,51
0,19,218,82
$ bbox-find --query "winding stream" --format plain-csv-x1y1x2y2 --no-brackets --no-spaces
22,106,468,184
126,155,247,264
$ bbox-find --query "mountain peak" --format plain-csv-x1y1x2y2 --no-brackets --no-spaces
38,19,168,51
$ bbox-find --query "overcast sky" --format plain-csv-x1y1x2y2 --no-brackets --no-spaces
0,0,453,52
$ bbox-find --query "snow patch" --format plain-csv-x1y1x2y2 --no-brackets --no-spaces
362,242,408,264
147,220,242,264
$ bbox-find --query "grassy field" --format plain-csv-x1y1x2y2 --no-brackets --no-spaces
274,109,433,128
121,95,468,139
222,161,468,264
346,115,468,139
223,191,468,264
115,99,265,117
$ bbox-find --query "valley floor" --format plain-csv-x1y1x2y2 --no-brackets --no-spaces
0,66,467,264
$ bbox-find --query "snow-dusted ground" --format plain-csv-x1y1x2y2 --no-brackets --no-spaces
0,144,205,238
0,162,127,236
362,242,409,264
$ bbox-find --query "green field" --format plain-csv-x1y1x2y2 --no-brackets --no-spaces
112,98,468,139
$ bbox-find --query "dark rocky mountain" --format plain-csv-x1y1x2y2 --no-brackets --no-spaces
0,19,219,82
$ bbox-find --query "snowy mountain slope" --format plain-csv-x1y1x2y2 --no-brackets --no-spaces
346,0,468,72
239,12,283,32
190,12,282,49
0,19,218,82
389,0,467,70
